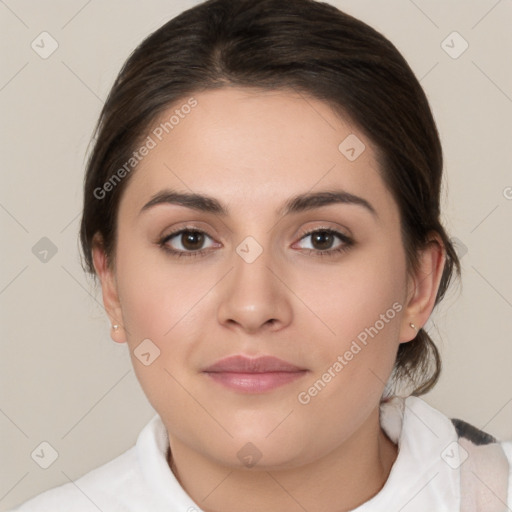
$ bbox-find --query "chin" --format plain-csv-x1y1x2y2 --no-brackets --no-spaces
208,429,311,470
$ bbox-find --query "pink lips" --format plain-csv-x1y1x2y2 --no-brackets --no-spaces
202,355,308,393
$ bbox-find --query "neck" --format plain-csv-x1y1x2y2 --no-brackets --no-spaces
166,406,398,512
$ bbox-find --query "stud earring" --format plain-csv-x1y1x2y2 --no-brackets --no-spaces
112,324,119,331
409,322,419,333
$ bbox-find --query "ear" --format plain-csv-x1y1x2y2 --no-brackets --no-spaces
399,232,446,343
91,233,126,344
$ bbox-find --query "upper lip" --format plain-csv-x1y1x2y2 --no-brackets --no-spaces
203,355,306,373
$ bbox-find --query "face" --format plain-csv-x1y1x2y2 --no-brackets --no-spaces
94,87,440,470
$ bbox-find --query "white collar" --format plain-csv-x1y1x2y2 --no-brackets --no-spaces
356,395,460,511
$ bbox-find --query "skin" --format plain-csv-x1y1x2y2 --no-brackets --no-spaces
92,87,445,512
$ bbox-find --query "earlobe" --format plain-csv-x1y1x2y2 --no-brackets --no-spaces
91,234,126,344
399,234,446,343
110,322,125,344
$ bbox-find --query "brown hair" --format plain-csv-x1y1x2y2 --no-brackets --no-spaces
79,0,461,396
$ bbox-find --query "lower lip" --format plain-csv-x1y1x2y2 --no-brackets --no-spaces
203,371,308,393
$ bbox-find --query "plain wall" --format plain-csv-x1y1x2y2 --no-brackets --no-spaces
1,0,511,509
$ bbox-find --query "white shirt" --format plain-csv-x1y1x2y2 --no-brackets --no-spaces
9,396,512,511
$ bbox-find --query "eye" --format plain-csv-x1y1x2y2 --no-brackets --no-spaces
159,228,219,257
294,228,353,257
158,226,354,259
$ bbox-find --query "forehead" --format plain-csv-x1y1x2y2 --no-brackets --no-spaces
119,87,396,222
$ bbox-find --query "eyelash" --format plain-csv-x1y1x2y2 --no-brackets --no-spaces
158,226,354,259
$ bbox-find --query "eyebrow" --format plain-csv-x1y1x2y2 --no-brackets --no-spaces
139,188,378,219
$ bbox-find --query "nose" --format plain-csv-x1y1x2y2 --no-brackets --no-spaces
216,244,293,334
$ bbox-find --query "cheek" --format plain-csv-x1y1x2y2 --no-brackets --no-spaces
293,253,405,423
307,242,406,350
114,246,207,420
115,238,203,339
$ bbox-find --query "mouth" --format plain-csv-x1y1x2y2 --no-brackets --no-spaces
202,355,309,393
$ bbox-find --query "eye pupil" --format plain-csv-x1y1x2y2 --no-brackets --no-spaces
312,231,334,250
182,231,204,250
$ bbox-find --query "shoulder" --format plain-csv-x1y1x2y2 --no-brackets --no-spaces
452,418,512,512
379,396,511,511
8,448,140,511
405,396,512,511
8,415,173,512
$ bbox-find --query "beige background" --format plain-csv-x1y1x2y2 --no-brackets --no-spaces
1,0,511,509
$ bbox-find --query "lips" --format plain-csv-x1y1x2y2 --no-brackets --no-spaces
203,355,305,373
202,355,308,393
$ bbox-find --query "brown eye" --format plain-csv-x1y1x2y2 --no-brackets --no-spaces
181,231,205,250
295,228,353,257
161,229,217,255
310,231,335,250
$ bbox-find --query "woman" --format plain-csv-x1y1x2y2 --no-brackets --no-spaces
11,0,511,510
